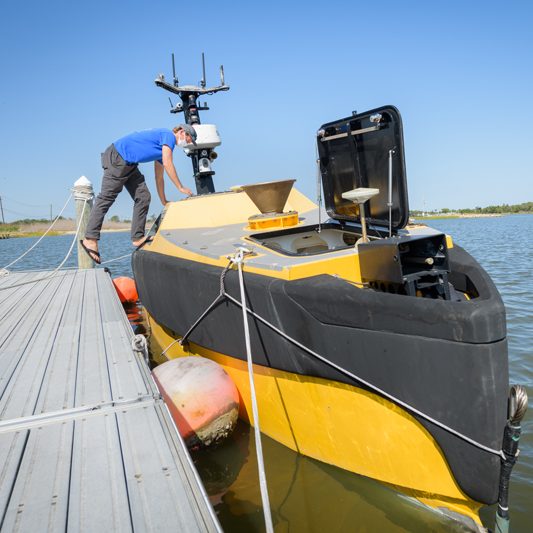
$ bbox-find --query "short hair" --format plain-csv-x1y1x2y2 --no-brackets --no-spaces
172,124,197,143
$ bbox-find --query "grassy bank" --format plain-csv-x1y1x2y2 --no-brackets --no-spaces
0,219,132,238
5,231,65,238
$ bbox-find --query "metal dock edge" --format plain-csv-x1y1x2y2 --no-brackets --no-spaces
0,269,221,532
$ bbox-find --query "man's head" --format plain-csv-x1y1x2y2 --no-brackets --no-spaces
173,124,197,146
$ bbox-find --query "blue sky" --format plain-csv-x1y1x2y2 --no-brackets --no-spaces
0,1,531,221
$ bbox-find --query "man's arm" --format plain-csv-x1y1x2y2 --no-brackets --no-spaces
162,146,193,196
154,161,167,205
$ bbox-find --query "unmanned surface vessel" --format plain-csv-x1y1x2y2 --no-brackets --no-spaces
133,56,527,530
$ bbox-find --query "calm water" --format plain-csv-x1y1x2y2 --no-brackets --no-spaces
0,231,135,276
1,217,532,531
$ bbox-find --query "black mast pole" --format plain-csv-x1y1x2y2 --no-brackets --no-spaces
155,53,229,195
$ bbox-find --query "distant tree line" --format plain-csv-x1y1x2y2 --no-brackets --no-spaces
411,202,533,216
108,214,156,223
1,216,68,225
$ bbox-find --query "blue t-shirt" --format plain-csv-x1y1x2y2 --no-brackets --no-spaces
114,128,176,164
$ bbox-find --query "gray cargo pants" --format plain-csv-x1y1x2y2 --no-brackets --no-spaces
85,144,151,241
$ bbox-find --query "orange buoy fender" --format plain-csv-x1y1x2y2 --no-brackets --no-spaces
152,357,239,448
113,276,138,303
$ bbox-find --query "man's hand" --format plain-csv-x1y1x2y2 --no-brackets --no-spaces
162,146,194,197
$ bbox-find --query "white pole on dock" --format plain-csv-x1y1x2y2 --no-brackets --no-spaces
73,176,94,269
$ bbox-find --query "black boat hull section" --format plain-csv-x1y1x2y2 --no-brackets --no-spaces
133,245,508,505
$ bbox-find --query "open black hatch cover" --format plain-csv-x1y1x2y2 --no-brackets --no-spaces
317,105,409,231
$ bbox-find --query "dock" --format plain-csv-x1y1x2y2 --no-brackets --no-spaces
0,268,220,532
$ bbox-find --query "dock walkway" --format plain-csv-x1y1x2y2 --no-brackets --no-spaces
0,269,220,532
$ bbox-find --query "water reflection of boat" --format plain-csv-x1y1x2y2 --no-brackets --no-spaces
123,301,146,335
132,61,527,530
193,420,475,532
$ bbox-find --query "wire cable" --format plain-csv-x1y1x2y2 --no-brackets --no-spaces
222,290,505,459
1,195,50,208
99,253,133,266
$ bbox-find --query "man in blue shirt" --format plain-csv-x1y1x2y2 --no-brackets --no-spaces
81,125,195,263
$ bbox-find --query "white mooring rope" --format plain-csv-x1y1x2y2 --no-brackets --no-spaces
0,199,89,291
131,334,150,366
0,187,133,288
232,247,274,533
159,250,274,532
0,192,73,273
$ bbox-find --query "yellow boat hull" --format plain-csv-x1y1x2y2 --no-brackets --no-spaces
146,311,483,526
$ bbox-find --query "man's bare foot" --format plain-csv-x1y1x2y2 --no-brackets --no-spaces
132,236,150,247
80,238,101,264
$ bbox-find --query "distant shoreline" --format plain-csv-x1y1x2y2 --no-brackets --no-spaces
1,229,131,239
1,212,530,239
412,213,507,221
0,221,147,239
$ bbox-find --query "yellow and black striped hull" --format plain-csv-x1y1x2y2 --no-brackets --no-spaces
147,312,484,525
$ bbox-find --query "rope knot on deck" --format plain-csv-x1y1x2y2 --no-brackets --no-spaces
132,334,149,364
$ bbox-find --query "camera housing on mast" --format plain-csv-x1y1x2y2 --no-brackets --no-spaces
183,124,221,177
